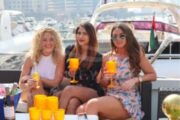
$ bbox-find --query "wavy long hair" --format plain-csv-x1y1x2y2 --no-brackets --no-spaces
69,22,98,69
27,27,63,64
110,23,141,76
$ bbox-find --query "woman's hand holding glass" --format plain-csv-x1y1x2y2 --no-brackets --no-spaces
21,75,38,90
27,79,37,90
102,70,114,86
21,75,35,91
68,58,79,84
21,75,31,83
21,72,41,90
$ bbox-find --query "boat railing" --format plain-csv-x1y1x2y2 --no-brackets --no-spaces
147,54,180,59
0,52,25,70
0,52,26,55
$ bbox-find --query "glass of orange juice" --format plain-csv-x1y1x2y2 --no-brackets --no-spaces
54,109,65,120
32,71,40,89
68,58,79,84
105,60,117,88
34,94,47,110
46,96,58,112
29,107,41,120
41,109,52,120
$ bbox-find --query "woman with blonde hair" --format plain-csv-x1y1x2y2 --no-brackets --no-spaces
19,27,64,107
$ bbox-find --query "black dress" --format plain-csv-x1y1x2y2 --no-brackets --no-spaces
64,45,104,96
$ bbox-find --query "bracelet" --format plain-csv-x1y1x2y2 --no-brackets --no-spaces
138,76,143,83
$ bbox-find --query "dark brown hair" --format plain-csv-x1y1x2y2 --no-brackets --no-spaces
110,23,141,76
69,22,98,69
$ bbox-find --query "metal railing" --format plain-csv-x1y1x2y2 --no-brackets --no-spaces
147,54,180,59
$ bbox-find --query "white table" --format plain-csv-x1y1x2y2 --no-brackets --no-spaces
16,113,99,120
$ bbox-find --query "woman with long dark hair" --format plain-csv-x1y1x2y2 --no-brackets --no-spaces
58,22,104,114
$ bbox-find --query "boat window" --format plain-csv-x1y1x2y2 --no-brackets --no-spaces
163,42,180,54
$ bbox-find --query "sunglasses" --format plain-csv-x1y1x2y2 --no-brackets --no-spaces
111,34,126,41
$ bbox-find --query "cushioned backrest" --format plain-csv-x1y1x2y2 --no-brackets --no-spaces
0,70,21,83
140,82,152,120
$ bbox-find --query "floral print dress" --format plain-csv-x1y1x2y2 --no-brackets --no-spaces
106,55,144,120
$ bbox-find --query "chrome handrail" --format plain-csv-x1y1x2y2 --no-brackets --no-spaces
147,54,180,59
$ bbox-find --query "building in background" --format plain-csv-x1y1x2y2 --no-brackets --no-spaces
4,0,33,15
31,0,48,19
4,0,48,19
0,0,4,10
3,0,100,20
65,0,99,16
47,0,65,21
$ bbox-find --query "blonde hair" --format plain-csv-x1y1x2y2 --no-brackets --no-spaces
27,27,64,64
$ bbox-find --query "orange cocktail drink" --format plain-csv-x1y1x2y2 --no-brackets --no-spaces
32,72,40,88
69,58,79,84
106,60,117,88
106,60,117,74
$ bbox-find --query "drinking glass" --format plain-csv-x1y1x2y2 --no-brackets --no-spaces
54,109,65,120
46,96,58,112
32,72,40,88
68,58,79,84
42,109,52,120
34,94,47,110
105,60,117,88
29,107,41,120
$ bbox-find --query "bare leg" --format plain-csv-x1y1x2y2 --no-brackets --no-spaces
54,91,62,108
54,90,62,97
27,90,33,108
66,97,81,114
83,96,130,120
76,103,87,114
60,86,98,111
21,89,29,102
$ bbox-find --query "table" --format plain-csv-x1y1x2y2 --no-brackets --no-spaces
16,113,99,120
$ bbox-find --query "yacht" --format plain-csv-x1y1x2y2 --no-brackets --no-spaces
91,1,180,120
91,1,180,77
0,10,34,53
